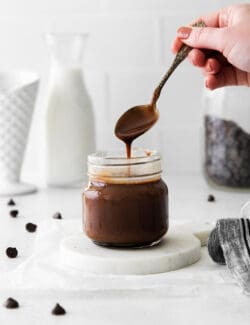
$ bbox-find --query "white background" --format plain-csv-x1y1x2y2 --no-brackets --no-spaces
0,0,246,184
1,3,250,323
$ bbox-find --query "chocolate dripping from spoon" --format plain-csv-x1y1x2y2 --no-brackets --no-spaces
115,21,206,158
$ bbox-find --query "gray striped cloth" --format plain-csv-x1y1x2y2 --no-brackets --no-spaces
208,218,250,295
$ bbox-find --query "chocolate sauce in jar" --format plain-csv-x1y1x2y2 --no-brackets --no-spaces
84,180,168,247
83,149,168,247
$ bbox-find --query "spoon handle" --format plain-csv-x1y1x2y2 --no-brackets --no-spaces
152,21,206,105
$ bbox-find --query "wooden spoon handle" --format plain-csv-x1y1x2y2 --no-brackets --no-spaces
152,21,206,105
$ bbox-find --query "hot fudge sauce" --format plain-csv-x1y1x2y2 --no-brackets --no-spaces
115,103,159,158
83,149,168,247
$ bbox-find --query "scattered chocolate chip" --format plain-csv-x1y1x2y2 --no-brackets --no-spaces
4,297,19,309
51,303,66,315
9,210,18,218
207,194,215,202
25,222,37,233
6,247,18,258
7,199,16,206
52,212,62,220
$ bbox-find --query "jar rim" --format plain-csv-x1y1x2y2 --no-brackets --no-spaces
88,148,161,167
87,148,162,184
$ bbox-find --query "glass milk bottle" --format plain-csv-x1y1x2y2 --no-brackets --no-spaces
45,33,95,186
203,86,250,188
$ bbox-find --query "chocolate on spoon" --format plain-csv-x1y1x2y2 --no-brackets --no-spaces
115,21,206,158
115,104,159,158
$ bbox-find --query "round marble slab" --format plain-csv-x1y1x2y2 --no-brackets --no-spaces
177,222,214,246
60,227,201,275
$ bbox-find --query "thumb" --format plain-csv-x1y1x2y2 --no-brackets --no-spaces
177,26,227,53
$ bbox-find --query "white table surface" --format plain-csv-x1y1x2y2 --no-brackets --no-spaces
0,174,250,325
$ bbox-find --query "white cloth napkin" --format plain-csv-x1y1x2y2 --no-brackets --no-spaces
0,219,236,296
208,218,250,295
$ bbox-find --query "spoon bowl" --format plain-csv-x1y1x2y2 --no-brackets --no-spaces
115,104,159,143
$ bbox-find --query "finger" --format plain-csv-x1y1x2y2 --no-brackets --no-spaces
171,38,183,54
204,58,221,74
205,66,237,90
208,51,228,66
190,6,230,28
177,26,227,53
234,68,250,86
188,49,206,67
206,66,250,90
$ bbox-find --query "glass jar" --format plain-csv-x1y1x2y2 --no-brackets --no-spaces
83,148,169,248
203,86,250,188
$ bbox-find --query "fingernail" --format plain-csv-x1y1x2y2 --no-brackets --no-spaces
207,62,213,72
177,27,192,39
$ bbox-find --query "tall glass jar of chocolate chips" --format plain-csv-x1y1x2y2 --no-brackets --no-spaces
203,86,250,188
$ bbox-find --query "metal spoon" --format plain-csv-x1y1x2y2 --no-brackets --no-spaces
115,21,206,158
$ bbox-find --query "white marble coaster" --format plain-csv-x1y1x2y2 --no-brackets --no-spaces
177,222,214,246
60,227,201,275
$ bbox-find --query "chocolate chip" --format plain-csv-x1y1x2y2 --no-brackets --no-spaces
4,297,19,309
9,210,18,218
25,222,37,233
207,194,215,202
6,247,18,258
52,212,62,220
7,199,16,206
51,303,66,315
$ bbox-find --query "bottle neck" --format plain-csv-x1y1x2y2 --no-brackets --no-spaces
46,33,87,73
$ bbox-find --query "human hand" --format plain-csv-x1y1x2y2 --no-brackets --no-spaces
172,4,250,90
